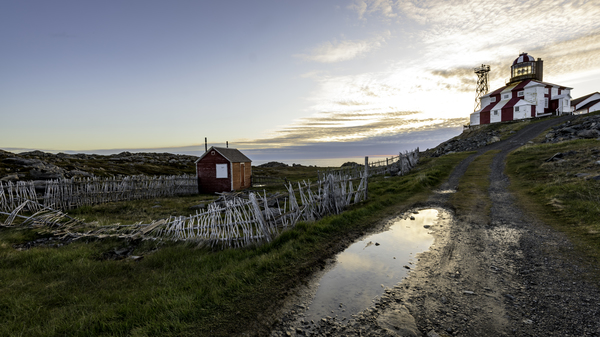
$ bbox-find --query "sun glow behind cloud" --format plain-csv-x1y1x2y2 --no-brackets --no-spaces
240,0,600,154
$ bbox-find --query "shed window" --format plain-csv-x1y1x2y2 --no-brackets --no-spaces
503,94,510,99
544,98,549,108
490,97,496,103
216,164,228,178
493,110,499,116
544,88,549,94
517,91,524,97
514,106,520,112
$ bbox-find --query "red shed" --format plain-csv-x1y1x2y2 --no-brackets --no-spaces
195,146,252,194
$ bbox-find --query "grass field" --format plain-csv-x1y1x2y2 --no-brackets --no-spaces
0,152,471,336
506,139,600,269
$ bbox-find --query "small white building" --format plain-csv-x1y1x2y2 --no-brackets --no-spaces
470,53,572,126
571,92,600,115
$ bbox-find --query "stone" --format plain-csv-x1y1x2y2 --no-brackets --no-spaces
577,129,600,138
0,173,19,181
376,304,419,337
188,203,206,211
427,330,442,337
69,170,93,178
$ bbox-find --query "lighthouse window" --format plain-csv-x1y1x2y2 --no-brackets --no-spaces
517,91,524,97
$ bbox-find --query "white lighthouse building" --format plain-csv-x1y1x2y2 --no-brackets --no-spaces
470,53,572,126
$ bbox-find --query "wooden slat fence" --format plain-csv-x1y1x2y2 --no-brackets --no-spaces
43,175,197,210
367,148,419,176
1,171,367,249
0,181,42,213
0,175,197,213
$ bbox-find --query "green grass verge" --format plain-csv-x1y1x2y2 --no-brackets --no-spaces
506,139,600,266
0,152,470,336
450,150,499,216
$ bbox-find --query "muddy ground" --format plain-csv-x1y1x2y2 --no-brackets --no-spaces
270,116,600,337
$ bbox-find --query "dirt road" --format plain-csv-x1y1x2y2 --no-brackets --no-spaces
271,116,600,336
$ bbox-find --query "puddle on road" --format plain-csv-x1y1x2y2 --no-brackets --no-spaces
303,208,450,322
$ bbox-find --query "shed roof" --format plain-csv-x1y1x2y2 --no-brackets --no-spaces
195,146,252,163
571,92,600,107
575,99,600,112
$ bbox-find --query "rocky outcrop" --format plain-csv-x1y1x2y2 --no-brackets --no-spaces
258,161,289,168
543,114,600,143
0,150,198,181
427,130,503,157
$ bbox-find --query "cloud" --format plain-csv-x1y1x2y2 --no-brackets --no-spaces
350,0,398,20
296,32,389,63
236,108,466,149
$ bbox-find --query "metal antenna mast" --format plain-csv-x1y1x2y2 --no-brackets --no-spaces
474,64,490,112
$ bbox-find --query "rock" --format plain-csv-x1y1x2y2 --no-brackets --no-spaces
410,216,415,220
0,173,19,182
427,330,442,337
29,166,66,180
488,136,501,144
577,129,600,138
188,203,206,211
463,290,476,295
68,170,93,178
423,225,431,229
376,304,419,337
545,153,564,162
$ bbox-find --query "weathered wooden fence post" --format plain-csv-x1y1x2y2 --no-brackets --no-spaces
364,156,368,200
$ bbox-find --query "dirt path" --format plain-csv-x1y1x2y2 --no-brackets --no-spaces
271,117,600,336
397,116,600,336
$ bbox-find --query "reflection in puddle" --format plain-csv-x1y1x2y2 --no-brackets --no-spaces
304,208,448,322
435,189,457,194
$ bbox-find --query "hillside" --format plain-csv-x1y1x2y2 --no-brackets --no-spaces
0,150,198,181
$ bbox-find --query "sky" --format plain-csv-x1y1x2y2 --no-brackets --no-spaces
2,0,600,165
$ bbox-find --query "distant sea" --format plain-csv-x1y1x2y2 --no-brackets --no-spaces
252,155,393,168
